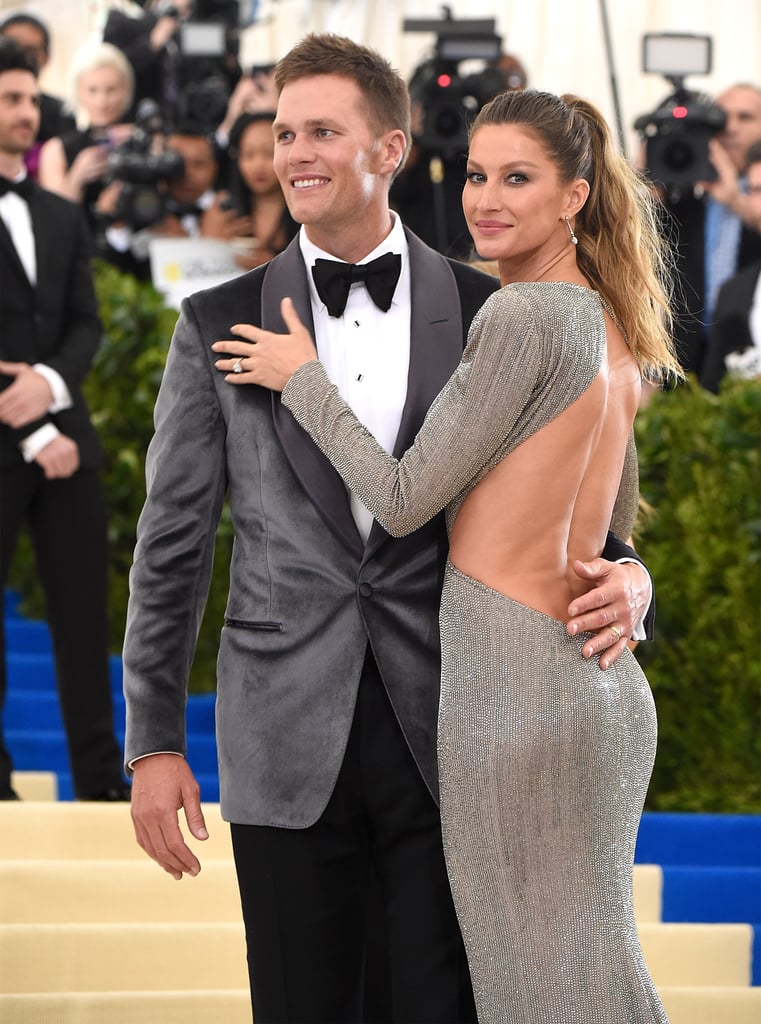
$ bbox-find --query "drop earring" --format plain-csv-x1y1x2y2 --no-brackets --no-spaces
565,215,578,246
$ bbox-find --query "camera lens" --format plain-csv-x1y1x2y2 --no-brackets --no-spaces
662,138,696,172
433,105,464,139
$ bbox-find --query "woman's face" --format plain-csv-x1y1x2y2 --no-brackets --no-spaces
76,64,130,128
463,123,580,267
237,119,279,197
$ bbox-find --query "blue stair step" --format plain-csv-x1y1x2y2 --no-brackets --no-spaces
661,865,761,924
5,619,52,655
636,811,761,867
7,652,125,695
3,589,22,619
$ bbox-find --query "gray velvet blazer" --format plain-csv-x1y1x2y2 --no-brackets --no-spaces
122,230,499,827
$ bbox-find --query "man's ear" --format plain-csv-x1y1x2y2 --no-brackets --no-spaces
379,129,407,176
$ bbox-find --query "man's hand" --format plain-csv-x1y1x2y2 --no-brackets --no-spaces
567,559,650,669
700,140,756,227
35,435,79,479
0,362,53,428
130,753,208,880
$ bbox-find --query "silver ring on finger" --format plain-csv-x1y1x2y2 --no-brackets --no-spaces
232,357,244,374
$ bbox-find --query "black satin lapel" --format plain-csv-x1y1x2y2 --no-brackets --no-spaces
0,212,33,291
364,231,464,559
266,241,363,557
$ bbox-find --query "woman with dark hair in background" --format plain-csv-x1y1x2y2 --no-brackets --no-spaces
225,111,297,271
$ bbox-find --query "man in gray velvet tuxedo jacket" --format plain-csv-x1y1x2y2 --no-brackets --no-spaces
123,34,654,1024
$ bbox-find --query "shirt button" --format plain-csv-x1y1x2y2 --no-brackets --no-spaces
359,582,373,598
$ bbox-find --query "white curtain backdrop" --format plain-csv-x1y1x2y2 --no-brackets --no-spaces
1,0,759,159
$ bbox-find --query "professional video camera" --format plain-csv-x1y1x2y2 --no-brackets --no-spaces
106,100,185,229
404,9,503,160
158,0,241,134
634,33,726,191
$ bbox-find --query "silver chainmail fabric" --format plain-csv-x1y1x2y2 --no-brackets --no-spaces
283,281,668,1022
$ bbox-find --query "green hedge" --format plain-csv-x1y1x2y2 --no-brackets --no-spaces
634,376,761,812
9,266,761,810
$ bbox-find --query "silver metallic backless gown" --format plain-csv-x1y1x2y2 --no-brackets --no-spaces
282,281,669,1023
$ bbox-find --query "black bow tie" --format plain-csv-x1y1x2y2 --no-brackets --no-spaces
0,175,34,200
312,252,401,318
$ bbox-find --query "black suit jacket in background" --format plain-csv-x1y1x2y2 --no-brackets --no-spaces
663,190,761,378
0,182,102,467
700,260,761,392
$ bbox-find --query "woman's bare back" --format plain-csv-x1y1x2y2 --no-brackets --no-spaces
448,307,641,622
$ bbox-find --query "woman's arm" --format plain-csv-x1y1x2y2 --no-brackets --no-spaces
216,291,560,537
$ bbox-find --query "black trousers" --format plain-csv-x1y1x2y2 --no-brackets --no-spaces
231,648,476,1024
0,463,125,797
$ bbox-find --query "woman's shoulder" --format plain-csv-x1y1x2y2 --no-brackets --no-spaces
471,281,605,387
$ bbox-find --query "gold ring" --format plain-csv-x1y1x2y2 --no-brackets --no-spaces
609,625,623,640
232,358,244,374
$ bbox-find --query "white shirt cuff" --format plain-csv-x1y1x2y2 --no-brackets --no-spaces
127,751,185,771
19,423,61,463
32,363,72,413
617,557,652,641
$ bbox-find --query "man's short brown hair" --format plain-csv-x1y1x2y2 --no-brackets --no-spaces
274,33,411,172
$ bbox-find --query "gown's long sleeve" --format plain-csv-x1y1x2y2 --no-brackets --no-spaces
281,282,617,538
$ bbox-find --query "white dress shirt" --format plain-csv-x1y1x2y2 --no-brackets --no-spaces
751,270,761,353
0,173,73,461
299,213,410,541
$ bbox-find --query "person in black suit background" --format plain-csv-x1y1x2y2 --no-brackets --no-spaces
0,39,128,802
656,83,761,377
0,12,76,177
701,140,761,391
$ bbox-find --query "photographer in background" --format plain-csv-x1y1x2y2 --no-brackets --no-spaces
103,0,194,120
103,0,241,132
651,83,761,376
701,139,761,391
37,42,138,274
150,126,250,239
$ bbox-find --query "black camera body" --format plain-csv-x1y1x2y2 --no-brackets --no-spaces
405,13,502,160
107,101,185,229
636,90,726,189
635,33,726,191
170,0,240,136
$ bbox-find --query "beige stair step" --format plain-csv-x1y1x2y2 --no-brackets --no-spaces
0,801,233,859
0,860,241,923
659,985,761,1024
0,989,251,1024
639,922,753,987
9,772,57,801
0,922,247,993
633,863,662,923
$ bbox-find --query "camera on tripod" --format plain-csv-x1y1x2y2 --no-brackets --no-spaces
634,33,726,191
106,100,185,230
404,10,503,160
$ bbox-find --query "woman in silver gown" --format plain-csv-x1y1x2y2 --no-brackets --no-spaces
214,90,681,1023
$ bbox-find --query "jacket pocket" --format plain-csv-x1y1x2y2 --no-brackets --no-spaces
224,618,283,632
